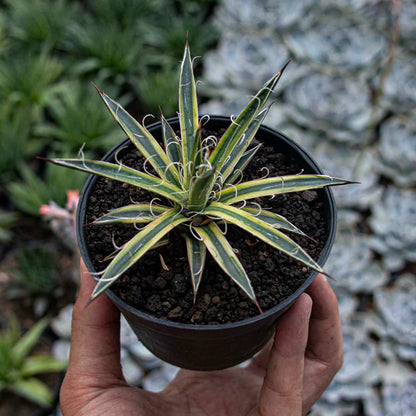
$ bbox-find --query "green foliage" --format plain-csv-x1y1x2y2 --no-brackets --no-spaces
49,42,349,307
9,246,57,298
135,66,180,117
0,210,18,243
7,161,86,217
0,107,37,182
3,0,78,52
0,52,63,122
37,82,124,152
0,318,66,408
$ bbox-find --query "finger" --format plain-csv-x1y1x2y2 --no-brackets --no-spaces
305,274,343,367
302,274,343,410
258,293,312,416
249,337,273,375
67,259,124,383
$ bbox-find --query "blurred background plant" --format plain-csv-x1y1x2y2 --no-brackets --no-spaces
1,0,415,414
0,318,66,410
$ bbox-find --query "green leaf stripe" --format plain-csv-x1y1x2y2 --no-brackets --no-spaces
218,175,348,204
194,222,257,302
204,202,323,273
91,208,189,300
48,158,186,203
98,90,181,187
184,234,206,298
93,204,169,225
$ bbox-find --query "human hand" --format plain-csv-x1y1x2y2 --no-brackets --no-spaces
60,260,342,416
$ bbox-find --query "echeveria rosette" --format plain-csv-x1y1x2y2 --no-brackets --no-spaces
284,69,381,144
370,188,416,272
376,114,416,187
215,0,314,32
285,4,386,72
45,41,350,308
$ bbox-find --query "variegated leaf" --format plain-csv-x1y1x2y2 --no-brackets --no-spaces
241,207,307,236
93,204,169,225
96,87,181,187
184,233,206,300
194,222,258,305
187,168,217,211
161,112,182,167
47,158,186,203
218,175,349,204
209,63,289,173
204,202,323,273
91,208,189,300
179,40,198,187
220,107,269,181
224,143,262,185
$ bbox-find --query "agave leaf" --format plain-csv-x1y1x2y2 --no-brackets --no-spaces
46,158,186,203
187,168,217,211
96,88,181,187
10,378,53,408
161,112,182,167
183,233,206,300
93,203,169,225
204,202,323,273
224,143,262,185
12,319,48,366
179,40,198,187
102,237,169,262
91,208,189,300
241,207,307,236
218,175,349,204
194,222,257,304
220,107,269,181
21,355,67,377
209,63,288,173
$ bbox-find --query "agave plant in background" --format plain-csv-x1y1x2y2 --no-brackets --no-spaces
0,318,66,409
46,40,349,310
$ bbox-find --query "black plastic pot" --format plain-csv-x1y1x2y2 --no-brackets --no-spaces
77,116,337,371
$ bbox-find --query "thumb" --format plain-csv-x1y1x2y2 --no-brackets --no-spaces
258,293,312,416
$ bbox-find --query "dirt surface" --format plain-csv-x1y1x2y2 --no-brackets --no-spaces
84,137,327,324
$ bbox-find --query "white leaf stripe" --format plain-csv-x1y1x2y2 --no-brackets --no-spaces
49,158,186,203
204,202,323,272
91,209,189,300
218,175,348,204
93,204,169,224
195,222,256,301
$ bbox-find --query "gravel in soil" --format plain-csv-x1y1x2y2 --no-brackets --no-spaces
84,137,327,325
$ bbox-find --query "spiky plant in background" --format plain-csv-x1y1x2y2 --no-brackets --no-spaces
46,41,349,309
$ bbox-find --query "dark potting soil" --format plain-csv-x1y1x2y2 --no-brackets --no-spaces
84,136,327,325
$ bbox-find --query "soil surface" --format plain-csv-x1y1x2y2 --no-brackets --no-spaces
84,135,327,325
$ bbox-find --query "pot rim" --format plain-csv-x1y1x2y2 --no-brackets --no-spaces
77,115,337,331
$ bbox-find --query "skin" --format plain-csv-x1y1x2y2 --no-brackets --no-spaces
60,260,343,416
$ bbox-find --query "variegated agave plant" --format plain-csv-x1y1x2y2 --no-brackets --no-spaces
47,41,348,310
